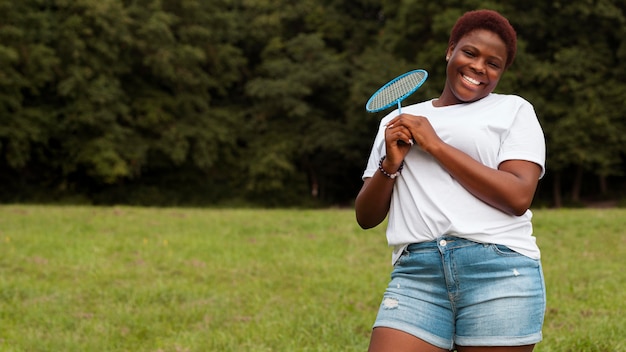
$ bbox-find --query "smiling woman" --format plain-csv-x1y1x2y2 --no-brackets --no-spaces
439,29,507,106
437,8,517,107
355,9,547,352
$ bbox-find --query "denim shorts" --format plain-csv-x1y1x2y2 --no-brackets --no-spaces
372,236,546,350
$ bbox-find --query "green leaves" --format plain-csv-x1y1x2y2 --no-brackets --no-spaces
0,0,625,205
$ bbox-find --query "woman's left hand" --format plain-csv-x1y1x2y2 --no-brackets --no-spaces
386,114,443,154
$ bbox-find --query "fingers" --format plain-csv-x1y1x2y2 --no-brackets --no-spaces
385,112,412,126
384,123,413,145
386,114,436,147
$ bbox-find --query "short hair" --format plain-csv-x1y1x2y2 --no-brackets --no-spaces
449,10,517,68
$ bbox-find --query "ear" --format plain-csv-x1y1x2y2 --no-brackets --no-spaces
445,45,455,61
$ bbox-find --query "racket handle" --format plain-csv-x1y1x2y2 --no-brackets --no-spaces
397,101,402,114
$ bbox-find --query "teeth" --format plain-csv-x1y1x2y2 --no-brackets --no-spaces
463,75,480,85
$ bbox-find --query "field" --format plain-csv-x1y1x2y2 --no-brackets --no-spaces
0,206,624,351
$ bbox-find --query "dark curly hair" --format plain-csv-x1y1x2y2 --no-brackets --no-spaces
449,10,517,68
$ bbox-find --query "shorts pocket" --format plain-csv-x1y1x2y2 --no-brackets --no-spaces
490,243,524,257
394,250,423,266
394,251,410,266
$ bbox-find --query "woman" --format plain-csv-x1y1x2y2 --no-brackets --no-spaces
355,9,546,352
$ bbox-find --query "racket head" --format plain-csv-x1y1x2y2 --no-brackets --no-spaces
365,69,428,113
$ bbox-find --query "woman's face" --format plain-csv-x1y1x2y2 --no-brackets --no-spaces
437,29,508,106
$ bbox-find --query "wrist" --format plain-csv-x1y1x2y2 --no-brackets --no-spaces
378,156,404,179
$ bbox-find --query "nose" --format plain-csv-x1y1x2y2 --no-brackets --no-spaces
470,59,487,74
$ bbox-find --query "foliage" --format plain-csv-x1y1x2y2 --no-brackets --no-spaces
0,0,624,206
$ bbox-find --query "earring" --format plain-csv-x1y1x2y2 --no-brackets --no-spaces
446,56,450,61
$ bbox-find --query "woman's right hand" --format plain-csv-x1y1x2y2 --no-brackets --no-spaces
383,115,415,170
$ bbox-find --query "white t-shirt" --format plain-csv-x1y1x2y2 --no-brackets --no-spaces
362,94,546,265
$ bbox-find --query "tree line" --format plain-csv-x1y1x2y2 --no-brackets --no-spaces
1,0,625,207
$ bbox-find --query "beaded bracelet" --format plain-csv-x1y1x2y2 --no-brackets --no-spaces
378,156,404,179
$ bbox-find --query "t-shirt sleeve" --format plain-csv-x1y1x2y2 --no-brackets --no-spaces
498,99,546,178
362,117,391,180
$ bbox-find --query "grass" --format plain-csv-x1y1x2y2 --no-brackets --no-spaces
0,205,624,351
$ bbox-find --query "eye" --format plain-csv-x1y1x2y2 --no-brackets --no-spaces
488,62,501,69
463,50,475,57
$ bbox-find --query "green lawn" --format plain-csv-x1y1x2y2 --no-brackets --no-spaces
0,206,624,351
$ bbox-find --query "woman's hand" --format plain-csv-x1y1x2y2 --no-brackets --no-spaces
385,113,443,155
382,117,413,169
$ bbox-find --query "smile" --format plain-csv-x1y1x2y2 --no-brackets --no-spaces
462,75,481,86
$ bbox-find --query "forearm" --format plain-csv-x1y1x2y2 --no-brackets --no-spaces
427,142,540,216
355,171,396,229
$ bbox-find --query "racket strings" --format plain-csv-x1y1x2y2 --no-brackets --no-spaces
368,71,427,111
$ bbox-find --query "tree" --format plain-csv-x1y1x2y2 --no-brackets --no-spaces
240,0,386,204
0,1,57,169
0,0,625,206
511,0,626,205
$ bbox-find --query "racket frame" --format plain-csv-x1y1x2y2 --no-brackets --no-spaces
365,69,428,113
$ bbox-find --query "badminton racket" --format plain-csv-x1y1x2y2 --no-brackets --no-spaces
365,69,428,114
